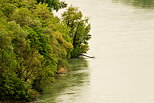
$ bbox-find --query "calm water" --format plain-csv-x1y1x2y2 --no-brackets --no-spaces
32,0,154,103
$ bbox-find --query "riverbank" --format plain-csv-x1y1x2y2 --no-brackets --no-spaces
30,58,90,103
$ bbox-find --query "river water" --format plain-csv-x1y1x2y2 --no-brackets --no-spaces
32,0,154,103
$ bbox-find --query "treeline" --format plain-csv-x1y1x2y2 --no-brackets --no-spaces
113,0,154,8
0,0,91,101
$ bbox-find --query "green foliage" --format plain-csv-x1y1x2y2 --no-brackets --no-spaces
0,73,30,101
62,7,91,57
0,0,91,101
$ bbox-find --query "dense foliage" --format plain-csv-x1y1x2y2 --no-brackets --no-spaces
0,0,91,101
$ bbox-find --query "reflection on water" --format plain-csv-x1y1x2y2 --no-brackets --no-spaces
31,58,89,103
113,0,154,8
55,58,90,103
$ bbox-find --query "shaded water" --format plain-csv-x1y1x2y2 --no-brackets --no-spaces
32,0,154,103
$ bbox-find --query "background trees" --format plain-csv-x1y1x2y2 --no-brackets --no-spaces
36,0,67,11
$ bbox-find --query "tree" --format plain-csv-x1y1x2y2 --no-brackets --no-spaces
62,7,91,57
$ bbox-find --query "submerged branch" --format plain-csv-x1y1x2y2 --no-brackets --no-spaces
81,54,95,58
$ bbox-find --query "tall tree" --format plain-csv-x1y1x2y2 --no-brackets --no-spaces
62,7,91,57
